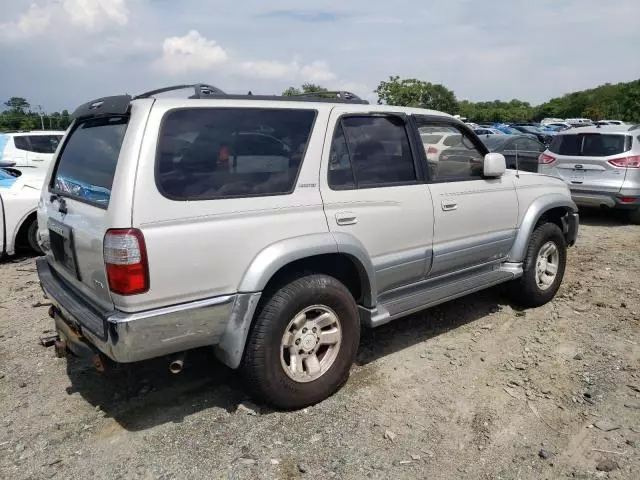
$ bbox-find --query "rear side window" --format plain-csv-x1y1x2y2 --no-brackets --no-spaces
549,134,631,157
13,136,30,151
156,108,316,200
328,115,417,190
27,135,62,153
52,117,128,206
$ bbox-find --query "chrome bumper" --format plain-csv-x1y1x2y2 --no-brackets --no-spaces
37,258,234,363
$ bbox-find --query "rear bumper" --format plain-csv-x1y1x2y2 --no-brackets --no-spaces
570,189,640,210
37,258,234,363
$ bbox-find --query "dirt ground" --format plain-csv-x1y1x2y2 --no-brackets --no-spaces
1,209,639,480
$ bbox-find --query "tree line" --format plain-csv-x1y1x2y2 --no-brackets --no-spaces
284,77,640,124
3,77,638,132
0,97,71,132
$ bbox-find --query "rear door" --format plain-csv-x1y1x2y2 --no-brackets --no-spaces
38,102,150,312
542,132,632,194
320,108,434,295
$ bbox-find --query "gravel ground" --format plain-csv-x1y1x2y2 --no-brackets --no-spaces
1,209,639,480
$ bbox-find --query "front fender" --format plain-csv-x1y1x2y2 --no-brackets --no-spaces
509,194,578,262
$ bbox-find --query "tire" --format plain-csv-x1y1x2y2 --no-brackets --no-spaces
26,219,43,255
509,222,567,308
629,208,640,225
241,273,360,409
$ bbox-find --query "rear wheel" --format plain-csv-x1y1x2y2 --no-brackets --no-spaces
510,222,567,308
241,274,360,409
26,219,43,255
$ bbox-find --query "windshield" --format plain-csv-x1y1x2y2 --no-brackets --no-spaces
52,117,127,206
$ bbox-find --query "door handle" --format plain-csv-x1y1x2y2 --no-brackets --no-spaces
335,212,357,226
441,200,458,211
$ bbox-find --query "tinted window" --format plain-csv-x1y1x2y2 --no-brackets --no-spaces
482,136,508,151
156,108,316,200
53,117,127,206
328,116,417,189
549,133,631,157
514,138,544,152
414,117,484,181
26,135,61,154
13,136,30,151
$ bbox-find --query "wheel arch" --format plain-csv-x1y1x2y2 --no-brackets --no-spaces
216,233,376,369
10,208,37,255
509,195,577,263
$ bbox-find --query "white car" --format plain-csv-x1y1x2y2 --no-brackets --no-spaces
0,167,45,256
0,131,65,168
420,130,467,162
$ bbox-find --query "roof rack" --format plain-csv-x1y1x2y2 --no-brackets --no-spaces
133,83,226,100
288,91,368,104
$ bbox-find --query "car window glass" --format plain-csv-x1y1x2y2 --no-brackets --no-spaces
413,116,484,181
328,116,416,189
27,135,62,154
549,134,630,157
156,108,316,200
328,124,355,189
13,136,30,151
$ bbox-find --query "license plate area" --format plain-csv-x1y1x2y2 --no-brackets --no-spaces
570,169,585,183
47,218,81,280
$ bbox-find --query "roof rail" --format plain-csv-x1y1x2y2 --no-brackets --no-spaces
288,91,369,104
133,83,226,100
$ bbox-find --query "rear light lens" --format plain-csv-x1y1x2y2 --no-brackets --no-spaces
104,229,149,295
619,196,637,204
608,155,640,168
538,153,556,164
427,146,439,155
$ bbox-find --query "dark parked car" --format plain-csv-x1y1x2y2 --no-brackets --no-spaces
509,125,553,145
480,134,545,173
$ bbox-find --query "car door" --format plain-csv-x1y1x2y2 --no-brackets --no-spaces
320,108,434,295
413,115,518,278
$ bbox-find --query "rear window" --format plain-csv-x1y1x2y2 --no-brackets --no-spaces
52,117,128,206
549,133,631,157
156,108,316,200
420,134,443,144
443,134,462,147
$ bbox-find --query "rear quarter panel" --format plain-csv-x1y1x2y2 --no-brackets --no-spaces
126,101,331,312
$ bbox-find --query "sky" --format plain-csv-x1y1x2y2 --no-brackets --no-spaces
1,0,639,112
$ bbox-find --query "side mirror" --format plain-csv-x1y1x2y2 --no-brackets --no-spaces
483,152,506,177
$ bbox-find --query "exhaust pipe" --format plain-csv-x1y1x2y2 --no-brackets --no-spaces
169,354,185,374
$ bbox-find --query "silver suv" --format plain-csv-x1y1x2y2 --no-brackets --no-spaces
36,84,579,409
539,125,640,223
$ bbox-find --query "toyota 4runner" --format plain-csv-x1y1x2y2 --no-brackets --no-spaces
36,84,579,409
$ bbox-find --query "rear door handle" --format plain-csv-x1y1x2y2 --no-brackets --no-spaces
441,200,458,211
335,212,357,226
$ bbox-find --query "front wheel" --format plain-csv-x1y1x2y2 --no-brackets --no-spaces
241,274,360,409
509,222,567,308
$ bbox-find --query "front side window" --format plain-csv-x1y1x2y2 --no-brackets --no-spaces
414,116,484,181
328,115,417,189
156,108,316,200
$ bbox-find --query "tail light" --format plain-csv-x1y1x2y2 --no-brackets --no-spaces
608,155,640,168
619,196,637,203
104,229,149,295
538,153,556,164
427,146,439,155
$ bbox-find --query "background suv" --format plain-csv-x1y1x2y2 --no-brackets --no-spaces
0,131,65,168
539,126,640,223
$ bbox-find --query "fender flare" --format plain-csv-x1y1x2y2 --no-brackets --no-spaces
237,232,377,306
509,194,577,262
215,232,376,369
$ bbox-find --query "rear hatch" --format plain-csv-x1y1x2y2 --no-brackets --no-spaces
546,132,633,193
39,112,130,314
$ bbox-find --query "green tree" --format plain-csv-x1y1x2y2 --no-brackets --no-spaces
282,83,329,96
4,97,30,114
375,76,458,113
